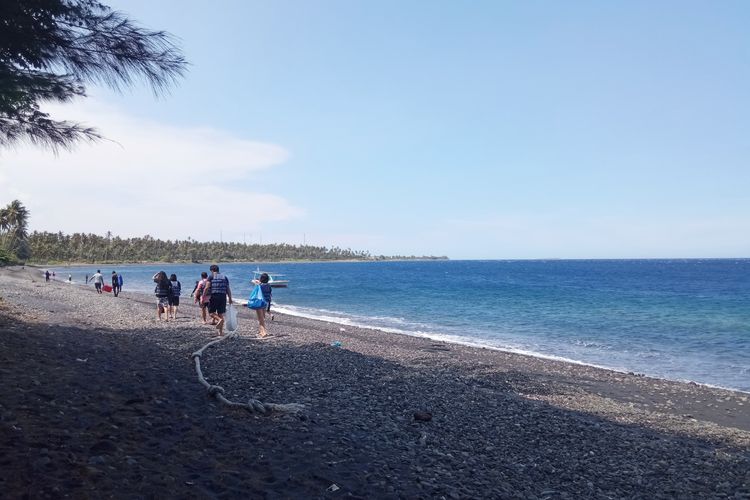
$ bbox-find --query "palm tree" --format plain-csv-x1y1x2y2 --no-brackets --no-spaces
5,200,29,238
0,200,30,260
0,207,9,232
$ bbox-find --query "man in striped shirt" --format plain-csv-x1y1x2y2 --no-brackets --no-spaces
204,264,233,336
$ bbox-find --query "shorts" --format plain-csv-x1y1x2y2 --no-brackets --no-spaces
168,296,180,306
94,283,102,290
157,296,170,308
208,294,227,314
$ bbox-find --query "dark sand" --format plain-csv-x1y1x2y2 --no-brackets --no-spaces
0,266,748,498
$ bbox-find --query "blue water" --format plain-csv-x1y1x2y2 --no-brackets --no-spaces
50,260,750,392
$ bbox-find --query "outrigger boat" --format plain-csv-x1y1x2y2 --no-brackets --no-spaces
251,269,290,288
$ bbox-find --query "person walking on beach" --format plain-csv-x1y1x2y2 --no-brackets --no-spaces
111,271,120,297
204,265,232,336
117,273,123,294
253,273,272,338
45,270,50,282
91,270,104,293
193,271,210,324
153,271,172,321
168,273,181,319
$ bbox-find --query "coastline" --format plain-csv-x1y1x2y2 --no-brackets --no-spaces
270,303,750,396
31,260,750,394
31,264,749,395
0,265,748,497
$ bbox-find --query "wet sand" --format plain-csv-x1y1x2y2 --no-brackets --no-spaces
0,266,748,498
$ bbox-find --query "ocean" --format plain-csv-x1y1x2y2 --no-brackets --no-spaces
50,259,750,392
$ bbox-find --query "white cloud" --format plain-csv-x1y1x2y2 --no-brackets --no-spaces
0,99,304,241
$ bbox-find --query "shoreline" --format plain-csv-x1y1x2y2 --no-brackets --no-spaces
242,302,750,396
1,265,748,497
23,262,750,395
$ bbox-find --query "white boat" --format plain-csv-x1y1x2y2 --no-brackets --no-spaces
251,269,290,288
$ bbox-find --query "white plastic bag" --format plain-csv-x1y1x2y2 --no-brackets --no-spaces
225,304,239,332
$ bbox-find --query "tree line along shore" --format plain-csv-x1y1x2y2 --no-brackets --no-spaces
0,200,446,265
23,231,448,264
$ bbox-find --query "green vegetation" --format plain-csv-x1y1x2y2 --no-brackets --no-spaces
5,200,446,264
0,0,185,151
0,247,17,265
0,200,30,263
26,231,447,264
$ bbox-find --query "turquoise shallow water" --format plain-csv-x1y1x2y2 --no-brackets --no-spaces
50,259,750,392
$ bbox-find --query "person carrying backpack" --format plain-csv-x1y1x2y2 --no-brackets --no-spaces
168,273,182,320
153,271,172,321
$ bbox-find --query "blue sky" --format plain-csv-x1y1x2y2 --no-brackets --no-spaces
1,1,748,258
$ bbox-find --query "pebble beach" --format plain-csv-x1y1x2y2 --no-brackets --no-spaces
0,265,748,498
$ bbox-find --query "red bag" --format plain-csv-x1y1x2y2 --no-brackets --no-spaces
102,285,112,293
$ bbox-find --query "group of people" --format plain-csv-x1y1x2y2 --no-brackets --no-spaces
152,271,183,320
189,264,233,336
87,270,124,296
152,264,272,338
43,269,124,297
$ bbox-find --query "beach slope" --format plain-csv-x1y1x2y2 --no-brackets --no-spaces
0,266,748,498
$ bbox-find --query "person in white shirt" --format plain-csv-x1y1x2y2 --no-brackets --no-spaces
91,270,104,294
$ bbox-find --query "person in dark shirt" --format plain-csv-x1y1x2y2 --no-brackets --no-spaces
152,271,172,321
254,273,272,337
168,273,181,319
111,271,120,297
204,264,233,336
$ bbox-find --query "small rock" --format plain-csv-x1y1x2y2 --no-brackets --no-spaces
414,411,432,422
89,440,117,454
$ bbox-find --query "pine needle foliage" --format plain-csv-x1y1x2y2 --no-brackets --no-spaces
0,0,186,151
